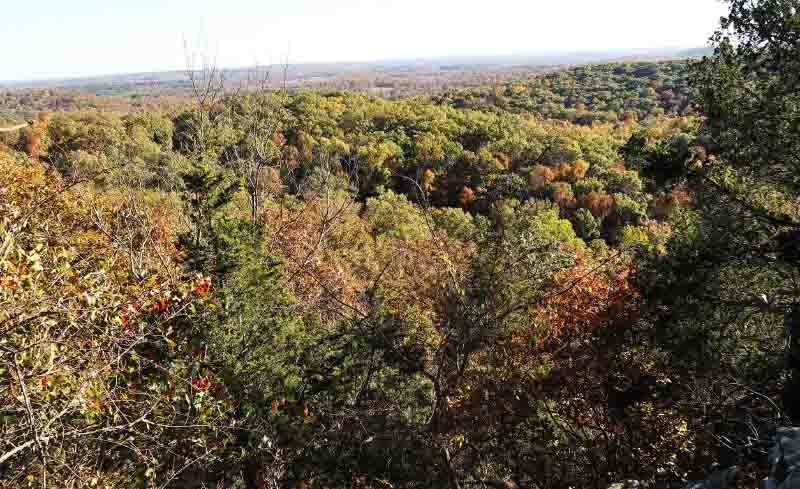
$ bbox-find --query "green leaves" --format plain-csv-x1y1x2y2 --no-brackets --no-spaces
365,190,429,242
692,0,800,190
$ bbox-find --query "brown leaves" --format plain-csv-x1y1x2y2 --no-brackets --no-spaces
528,165,558,192
580,190,614,218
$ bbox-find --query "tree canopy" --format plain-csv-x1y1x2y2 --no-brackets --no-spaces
3,2,800,487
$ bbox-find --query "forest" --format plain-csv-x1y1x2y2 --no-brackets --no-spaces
432,61,694,123
2,1,800,488
0,59,696,126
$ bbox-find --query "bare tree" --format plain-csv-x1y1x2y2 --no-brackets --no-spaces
223,52,293,226
178,36,229,161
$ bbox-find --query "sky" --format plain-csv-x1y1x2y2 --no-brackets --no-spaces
0,0,728,81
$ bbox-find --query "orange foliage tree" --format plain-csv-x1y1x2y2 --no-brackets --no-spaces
580,190,615,219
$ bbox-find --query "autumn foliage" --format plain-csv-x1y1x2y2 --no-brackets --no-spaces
1,25,784,485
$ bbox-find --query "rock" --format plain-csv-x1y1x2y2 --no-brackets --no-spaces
607,481,641,489
686,467,738,489
777,428,800,473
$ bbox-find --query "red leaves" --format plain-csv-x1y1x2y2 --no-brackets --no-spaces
192,377,210,392
151,297,169,313
193,277,210,296
269,399,312,418
119,303,141,329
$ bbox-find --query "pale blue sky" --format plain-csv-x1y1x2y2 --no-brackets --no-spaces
1,0,728,81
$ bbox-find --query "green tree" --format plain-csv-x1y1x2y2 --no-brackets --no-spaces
574,207,601,241
639,0,800,451
365,189,428,241
177,164,241,279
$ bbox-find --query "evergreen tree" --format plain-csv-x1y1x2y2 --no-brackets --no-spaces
639,0,800,435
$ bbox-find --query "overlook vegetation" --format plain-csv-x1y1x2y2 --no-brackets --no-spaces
2,1,800,488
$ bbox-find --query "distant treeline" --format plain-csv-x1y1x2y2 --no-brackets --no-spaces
433,60,694,124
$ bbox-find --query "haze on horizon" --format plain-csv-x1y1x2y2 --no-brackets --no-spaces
1,0,728,82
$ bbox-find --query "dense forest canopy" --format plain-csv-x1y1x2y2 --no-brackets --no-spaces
2,1,800,488
433,61,694,124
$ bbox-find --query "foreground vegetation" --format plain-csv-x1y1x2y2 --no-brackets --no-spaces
2,1,800,487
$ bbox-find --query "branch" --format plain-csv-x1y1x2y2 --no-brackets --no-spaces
0,439,38,466
0,123,29,133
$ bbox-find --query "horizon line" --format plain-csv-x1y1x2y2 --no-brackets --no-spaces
0,44,707,86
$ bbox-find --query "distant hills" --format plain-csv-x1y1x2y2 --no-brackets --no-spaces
1,47,712,93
